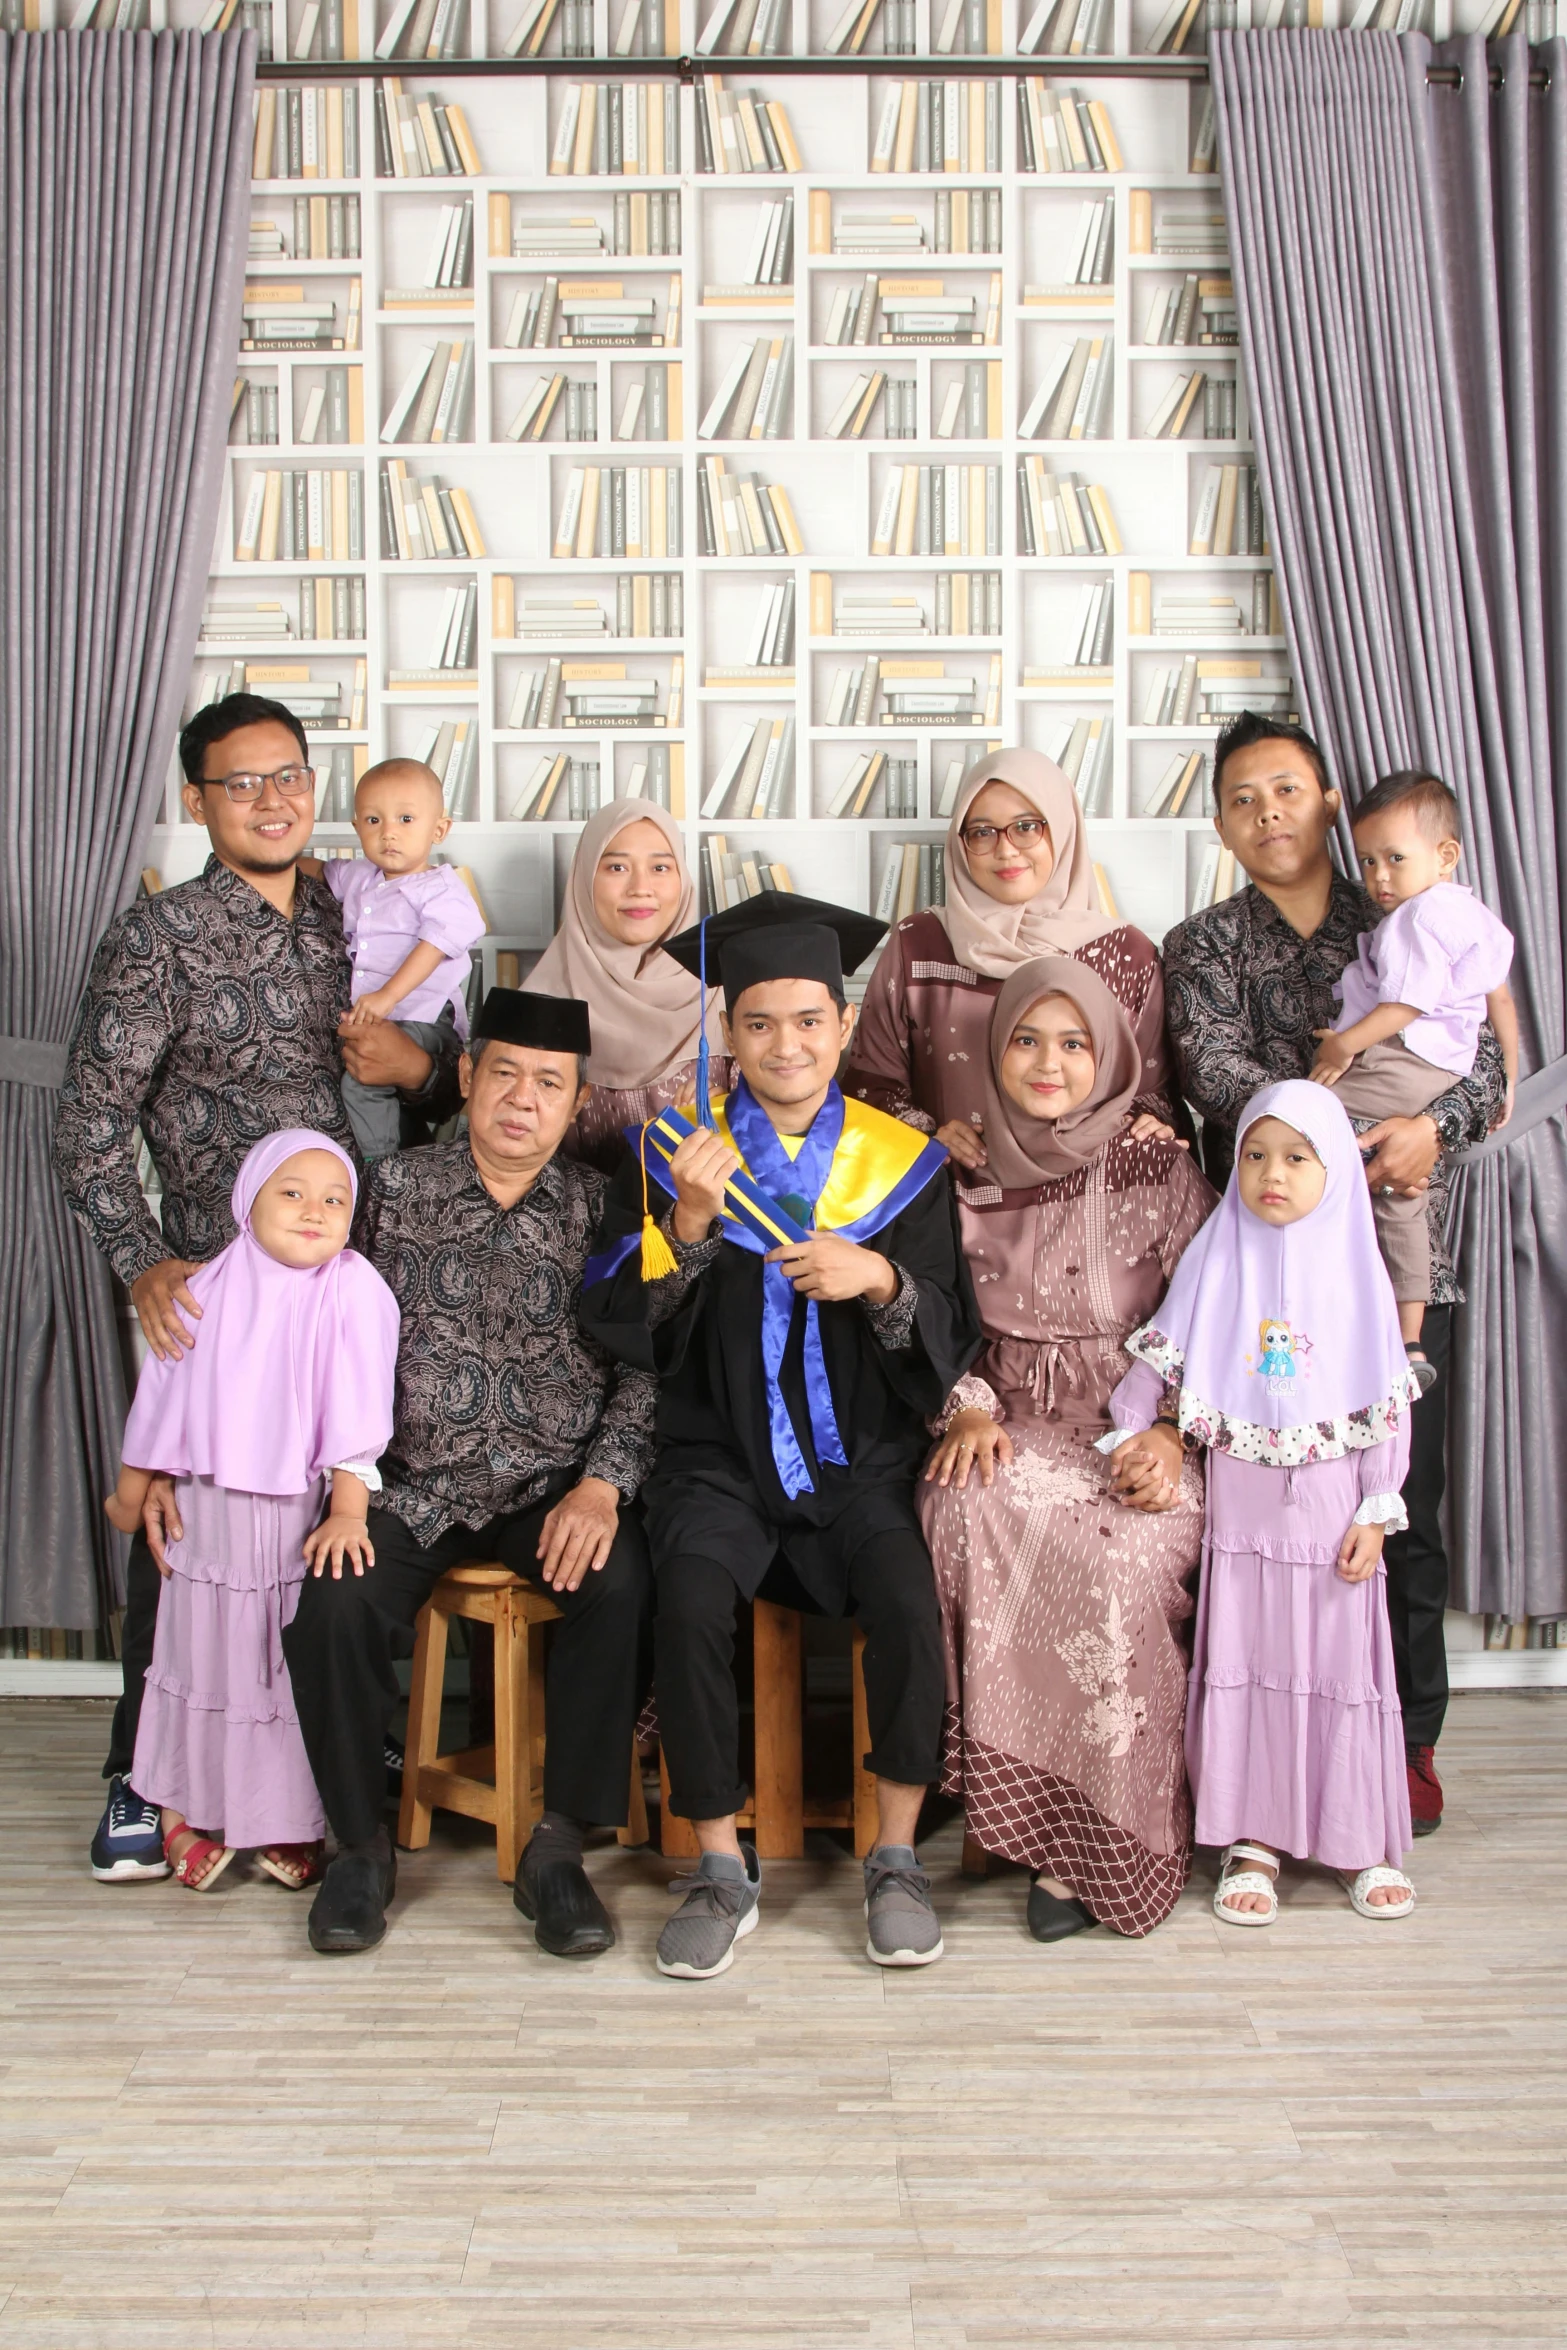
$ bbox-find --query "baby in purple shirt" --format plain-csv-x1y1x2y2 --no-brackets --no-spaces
313,759,485,1159
1309,769,1517,1385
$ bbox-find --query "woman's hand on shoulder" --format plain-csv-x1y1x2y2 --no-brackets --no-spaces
925,1407,1012,1490
935,1117,987,1171
1108,1424,1185,1511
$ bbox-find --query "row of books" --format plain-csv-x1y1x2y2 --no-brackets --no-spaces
1021,335,1111,442
821,272,1000,348
236,468,367,562
817,573,999,637
242,282,360,356
502,274,681,350
706,837,797,908
870,79,1003,176
1042,709,1111,813
381,463,487,559
1127,576,1280,637
501,0,677,58
696,459,804,557
252,82,361,180
496,191,683,259
694,0,790,52
1030,198,1114,305
508,375,601,444
1144,368,1243,444
421,718,481,814
871,462,1002,558
732,576,797,666
815,190,1002,257
373,0,472,58
827,749,922,819
203,578,370,645
1142,747,1212,818
1054,575,1113,672
1018,0,1111,54
700,717,797,818
826,652,1002,729
550,80,683,176
494,573,686,638
384,340,474,444
699,336,793,440
1016,461,1121,557
397,579,482,681
0,1629,91,1660
693,75,803,174
1016,81,1122,174
874,837,948,921
1189,461,1267,558
505,654,683,729
194,658,367,733
373,79,483,177
1189,838,1245,912
504,744,682,818
251,196,362,263
553,464,686,558
402,196,475,297
1141,274,1236,349
820,374,919,441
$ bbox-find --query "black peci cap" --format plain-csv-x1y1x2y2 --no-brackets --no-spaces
661,894,887,1011
473,986,592,1056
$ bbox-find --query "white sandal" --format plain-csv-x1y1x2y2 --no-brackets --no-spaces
1214,1842,1279,1928
1340,1865,1416,1920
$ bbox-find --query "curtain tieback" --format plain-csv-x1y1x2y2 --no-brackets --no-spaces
1460,1052,1567,1163
0,1036,67,1089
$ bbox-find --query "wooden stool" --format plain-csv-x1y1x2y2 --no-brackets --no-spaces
658,1600,875,1862
397,1565,649,1882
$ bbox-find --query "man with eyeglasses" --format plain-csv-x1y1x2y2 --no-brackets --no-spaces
55,692,459,1886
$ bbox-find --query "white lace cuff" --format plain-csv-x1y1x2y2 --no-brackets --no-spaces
1353,1492,1409,1531
332,1461,383,1493
933,1373,1002,1434
1093,1426,1143,1457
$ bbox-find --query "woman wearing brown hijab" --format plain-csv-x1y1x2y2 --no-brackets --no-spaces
845,747,1175,1166
524,799,730,1170
919,958,1216,1942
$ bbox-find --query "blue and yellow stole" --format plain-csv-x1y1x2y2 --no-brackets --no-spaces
601,1079,947,1497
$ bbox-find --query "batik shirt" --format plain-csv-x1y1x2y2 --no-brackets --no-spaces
1161,876,1506,1305
357,1141,657,1544
55,857,361,1287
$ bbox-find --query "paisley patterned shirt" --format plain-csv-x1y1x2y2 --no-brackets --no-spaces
357,1140,657,1543
1161,876,1506,1305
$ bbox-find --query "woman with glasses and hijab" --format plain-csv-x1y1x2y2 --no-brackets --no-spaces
846,748,1177,1174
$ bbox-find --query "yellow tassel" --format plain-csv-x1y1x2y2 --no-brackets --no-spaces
640,1211,678,1281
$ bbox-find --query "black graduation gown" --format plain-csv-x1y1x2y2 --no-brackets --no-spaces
579,1156,982,1610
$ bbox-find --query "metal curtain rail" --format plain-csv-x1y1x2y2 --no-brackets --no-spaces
252,48,1549,84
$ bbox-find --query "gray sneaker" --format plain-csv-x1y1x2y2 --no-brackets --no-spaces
864,1845,944,1967
656,1847,761,1979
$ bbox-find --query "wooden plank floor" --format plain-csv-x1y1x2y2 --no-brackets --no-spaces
1,1692,1563,2349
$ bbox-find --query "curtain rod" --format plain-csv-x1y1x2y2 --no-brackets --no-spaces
252,49,1549,84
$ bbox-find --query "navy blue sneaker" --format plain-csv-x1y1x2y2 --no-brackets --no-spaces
90,1777,169,1881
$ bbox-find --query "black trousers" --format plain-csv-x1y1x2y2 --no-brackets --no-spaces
103,1532,161,1782
655,1528,945,1822
1383,1300,1452,1751
281,1487,653,1849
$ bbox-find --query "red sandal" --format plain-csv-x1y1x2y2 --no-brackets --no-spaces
256,1841,324,1890
164,1826,236,1891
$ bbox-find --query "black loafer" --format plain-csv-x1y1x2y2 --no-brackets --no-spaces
1027,1882,1095,1944
514,1858,615,1958
308,1849,397,1954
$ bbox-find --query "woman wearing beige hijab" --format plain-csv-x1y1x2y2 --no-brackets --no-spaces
524,799,728,1171
846,747,1175,1165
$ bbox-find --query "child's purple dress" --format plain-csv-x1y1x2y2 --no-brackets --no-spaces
131,1474,327,1848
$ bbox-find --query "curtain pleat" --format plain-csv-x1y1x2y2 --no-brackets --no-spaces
1210,27,1567,1617
0,29,254,1630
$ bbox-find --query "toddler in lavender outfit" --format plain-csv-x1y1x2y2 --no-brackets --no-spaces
1308,768,1517,1387
105,1132,398,1891
1102,1081,1422,1928
319,758,486,1158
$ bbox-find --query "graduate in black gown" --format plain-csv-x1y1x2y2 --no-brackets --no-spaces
580,895,981,1979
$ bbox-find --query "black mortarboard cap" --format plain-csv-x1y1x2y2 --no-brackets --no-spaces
660,894,887,1011
474,987,592,1057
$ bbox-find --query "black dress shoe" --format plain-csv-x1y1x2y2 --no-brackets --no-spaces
308,1849,397,1954
514,1858,615,1958
1027,1881,1095,1944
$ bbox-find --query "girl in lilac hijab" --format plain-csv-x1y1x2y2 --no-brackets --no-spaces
1101,1081,1422,1928
108,1132,399,1892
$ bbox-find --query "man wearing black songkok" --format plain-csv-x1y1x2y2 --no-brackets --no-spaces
581,898,981,1979
284,989,657,1960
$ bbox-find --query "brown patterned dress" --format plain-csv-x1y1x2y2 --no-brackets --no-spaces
846,908,1174,1138
918,1136,1217,1936
563,1055,736,1175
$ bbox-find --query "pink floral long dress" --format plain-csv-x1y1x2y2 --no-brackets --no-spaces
918,1135,1216,1935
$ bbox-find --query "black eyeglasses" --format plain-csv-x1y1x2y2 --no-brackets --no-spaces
203,764,317,805
959,815,1048,854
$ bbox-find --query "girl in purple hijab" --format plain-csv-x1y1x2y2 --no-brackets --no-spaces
1102,1081,1421,1927
108,1131,399,1892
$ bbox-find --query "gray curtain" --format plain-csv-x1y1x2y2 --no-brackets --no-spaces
0,29,254,1632
1210,27,1567,1617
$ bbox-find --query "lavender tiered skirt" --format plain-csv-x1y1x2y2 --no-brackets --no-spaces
130,1474,327,1849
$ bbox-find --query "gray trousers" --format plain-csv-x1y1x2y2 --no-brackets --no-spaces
340,1016,451,1160
1329,1036,1452,1304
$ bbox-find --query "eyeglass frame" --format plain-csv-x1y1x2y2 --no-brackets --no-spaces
198,763,318,806
958,814,1050,854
